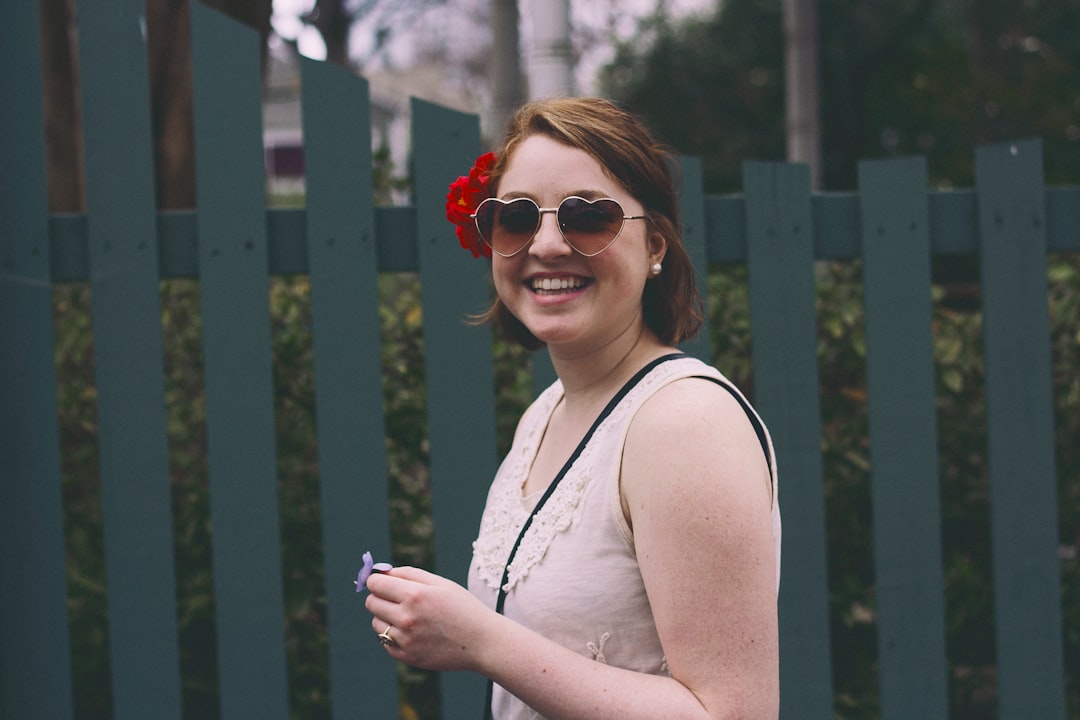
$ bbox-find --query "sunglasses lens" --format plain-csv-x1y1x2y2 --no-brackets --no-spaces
475,199,539,255
474,197,631,256
558,198,625,255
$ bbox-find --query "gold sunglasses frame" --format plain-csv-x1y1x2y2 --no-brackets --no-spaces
471,196,646,258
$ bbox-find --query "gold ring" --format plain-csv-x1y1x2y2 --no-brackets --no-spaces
377,625,394,647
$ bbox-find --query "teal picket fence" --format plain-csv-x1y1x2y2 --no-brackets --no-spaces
2,2,1076,720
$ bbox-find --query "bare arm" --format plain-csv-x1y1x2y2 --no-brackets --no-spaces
621,378,779,717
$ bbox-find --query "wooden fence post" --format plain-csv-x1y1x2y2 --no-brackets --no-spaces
743,160,834,720
976,138,1066,720
0,2,74,717
858,156,948,718
190,5,289,718
675,155,711,362
77,0,184,715
301,58,399,719
411,98,497,718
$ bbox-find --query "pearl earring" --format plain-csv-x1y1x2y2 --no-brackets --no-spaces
650,262,662,276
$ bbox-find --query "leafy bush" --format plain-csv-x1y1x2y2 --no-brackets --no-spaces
53,253,1077,720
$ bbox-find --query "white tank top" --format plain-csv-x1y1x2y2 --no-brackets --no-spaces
467,355,781,720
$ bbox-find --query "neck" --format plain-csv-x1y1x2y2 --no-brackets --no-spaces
548,322,673,409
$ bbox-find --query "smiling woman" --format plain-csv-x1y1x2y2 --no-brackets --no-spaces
364,96,781,720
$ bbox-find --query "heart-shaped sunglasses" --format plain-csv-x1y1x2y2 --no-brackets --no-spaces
471,196,646,257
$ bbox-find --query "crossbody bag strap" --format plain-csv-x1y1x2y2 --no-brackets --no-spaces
482,352,685,719
692,375,773,481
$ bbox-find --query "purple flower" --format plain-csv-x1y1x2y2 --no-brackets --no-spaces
355,552,374,593
355,550,393,592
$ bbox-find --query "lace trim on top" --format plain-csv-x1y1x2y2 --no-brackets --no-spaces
471,358,693,593
471,382,569,592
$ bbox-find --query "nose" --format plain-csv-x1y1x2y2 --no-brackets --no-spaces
528,208,573,259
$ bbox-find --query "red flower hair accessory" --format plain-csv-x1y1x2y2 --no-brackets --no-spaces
445,151,496,258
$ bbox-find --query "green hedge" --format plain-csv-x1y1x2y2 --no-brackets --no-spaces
54,255,1078,719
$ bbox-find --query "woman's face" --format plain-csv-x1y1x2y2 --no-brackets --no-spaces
491,134,665,355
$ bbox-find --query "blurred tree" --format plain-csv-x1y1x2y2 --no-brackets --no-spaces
601,0,1080,191
147,0,271,209
490,0,526,142
783,0,822,188
41,0,272,211
295,0,473,69
600,0,787,192
300,0,353,66
41,0,84,212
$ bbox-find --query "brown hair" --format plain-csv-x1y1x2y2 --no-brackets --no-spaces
482,97,703,351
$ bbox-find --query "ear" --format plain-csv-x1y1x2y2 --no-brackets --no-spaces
647,227,667,266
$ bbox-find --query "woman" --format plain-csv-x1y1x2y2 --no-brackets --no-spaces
365,97,781,719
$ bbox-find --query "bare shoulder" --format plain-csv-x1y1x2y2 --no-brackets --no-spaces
621,376,772,524
631,375,753,436
626,376,768,478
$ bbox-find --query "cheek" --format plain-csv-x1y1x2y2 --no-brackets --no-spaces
596,249,649,290
490,258,519,297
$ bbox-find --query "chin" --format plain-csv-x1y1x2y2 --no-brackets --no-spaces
521,321,580,347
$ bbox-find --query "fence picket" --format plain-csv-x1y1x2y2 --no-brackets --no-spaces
190,5,289,718
300,58,398,720
675,156,712,361
0,2,74,718
976,139,1066,720
411,98,497,718
858,156,949,718
76,1,184,716
742,160,834,720
1046,187,1080,251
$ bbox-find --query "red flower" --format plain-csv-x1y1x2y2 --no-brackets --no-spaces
445,151,496,258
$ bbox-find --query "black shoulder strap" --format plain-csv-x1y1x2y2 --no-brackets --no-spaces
492,352,684,614
482,352,685,718
693,375,773,481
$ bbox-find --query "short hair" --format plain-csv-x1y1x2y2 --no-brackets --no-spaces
481,97,703,351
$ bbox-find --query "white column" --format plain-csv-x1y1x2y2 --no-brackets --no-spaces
527,0,574,99
783,0,822,189
490,0,525,140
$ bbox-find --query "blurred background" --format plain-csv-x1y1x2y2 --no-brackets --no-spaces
38,1,1079,718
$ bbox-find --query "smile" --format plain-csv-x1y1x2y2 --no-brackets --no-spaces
530,276,588,294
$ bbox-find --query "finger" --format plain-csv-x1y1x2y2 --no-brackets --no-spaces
366,566,448,603
364,571,413,603
364,591,402,624
371,616,395,637
387,565,439,583
369,565,441,587
371,617,404,652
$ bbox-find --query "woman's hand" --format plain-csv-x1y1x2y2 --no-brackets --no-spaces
364,566,494,673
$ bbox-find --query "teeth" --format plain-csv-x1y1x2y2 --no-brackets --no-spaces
532,277,584,292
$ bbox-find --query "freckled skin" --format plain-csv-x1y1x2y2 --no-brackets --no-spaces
491,135,662,358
